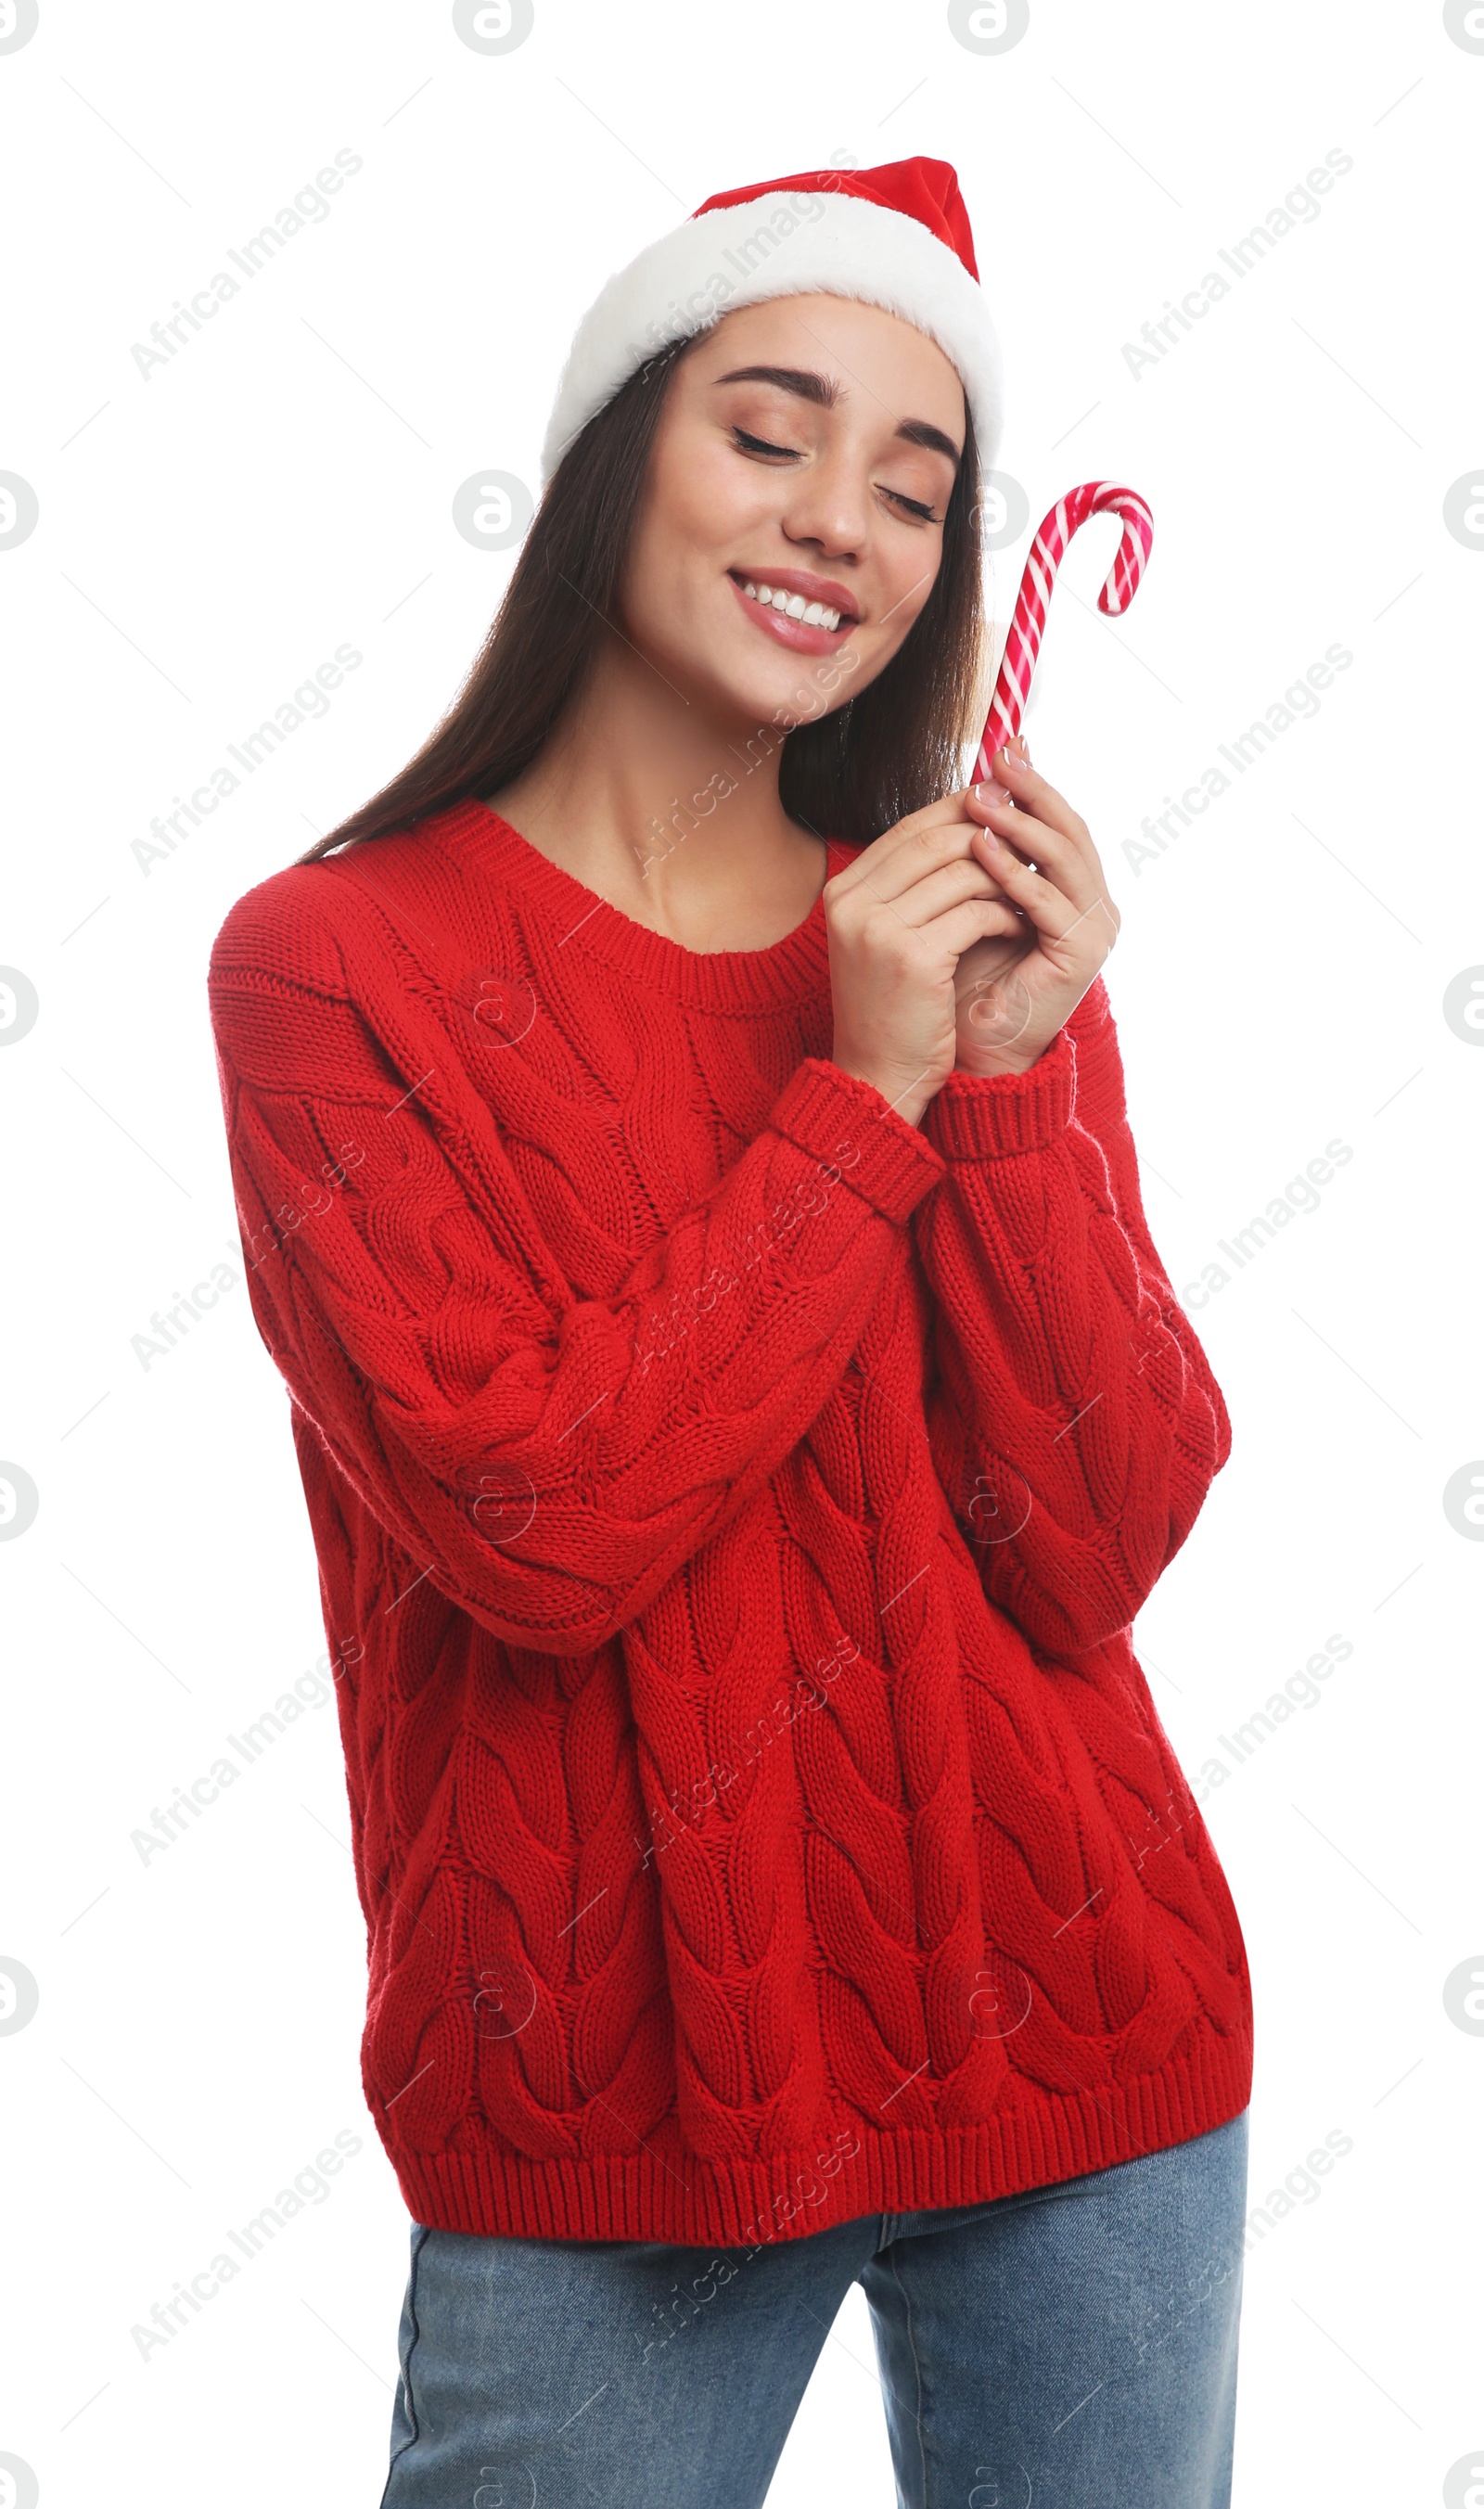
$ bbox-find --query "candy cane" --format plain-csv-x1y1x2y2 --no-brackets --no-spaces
973,481,1154,784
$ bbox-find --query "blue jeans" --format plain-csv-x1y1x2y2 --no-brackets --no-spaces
381,2108,1248,2509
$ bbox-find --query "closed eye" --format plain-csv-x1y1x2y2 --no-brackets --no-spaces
732,425,798,459
731,426,940,523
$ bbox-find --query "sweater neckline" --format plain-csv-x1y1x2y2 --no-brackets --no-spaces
440,797,849,1013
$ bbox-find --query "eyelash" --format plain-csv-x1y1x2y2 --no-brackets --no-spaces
730,426,939,523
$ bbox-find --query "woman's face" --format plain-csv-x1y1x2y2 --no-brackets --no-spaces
620,292,967,732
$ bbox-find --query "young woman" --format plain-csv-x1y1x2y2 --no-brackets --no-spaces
209,158,1253,2509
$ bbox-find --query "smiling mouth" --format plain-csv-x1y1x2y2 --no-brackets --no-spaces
727,571,859,650
738,576,849,630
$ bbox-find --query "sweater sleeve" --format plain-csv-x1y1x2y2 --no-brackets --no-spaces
912,974,1232,1655
207,869,946,1656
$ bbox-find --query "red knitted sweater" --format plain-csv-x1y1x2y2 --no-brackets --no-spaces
207,797,1252,2248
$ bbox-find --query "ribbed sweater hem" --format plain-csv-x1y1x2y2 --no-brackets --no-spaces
385,2016,1252,2249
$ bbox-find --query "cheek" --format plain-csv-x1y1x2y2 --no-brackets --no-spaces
622,444,774,642
874,542,942,647
651,436,773,555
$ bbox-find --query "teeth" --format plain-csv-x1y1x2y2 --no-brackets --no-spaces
740,579,844,631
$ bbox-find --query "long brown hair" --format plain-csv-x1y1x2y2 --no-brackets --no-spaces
296,331,987,866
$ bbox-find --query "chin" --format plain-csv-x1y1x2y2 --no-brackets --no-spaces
645,640,817,738
719,629,866,735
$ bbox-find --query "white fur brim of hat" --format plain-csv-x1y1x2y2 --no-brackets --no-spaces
539,189,1006,487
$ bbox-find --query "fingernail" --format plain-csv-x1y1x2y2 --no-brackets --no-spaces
975,779,1013,805
999,737,1030,772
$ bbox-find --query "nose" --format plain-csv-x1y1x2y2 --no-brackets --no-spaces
777,446,870,566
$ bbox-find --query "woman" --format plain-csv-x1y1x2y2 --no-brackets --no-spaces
209,157,1253,2509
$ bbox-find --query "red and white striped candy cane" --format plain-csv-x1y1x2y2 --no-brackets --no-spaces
973,480,1154,783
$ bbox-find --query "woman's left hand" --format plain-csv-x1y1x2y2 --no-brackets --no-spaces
953,736,1122,1078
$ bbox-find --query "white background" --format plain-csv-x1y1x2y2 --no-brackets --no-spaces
2,2,1480,2503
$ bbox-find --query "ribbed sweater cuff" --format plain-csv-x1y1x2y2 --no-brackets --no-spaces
924,1024,1078,1160
771,1056,947,1225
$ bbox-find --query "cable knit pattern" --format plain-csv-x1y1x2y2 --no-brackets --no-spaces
207,798,1252,2247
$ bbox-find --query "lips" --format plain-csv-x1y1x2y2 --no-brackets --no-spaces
728,569,858,655
731,565,859,624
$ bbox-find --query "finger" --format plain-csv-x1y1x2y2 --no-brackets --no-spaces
852,789,978,864
966,781,1092,882
966,809,1106,925
976,826,1121,955
865,854,1016,929
884,785,980,844
979,816,1122,952
966,749,1120,944
986,746,1097,855
831,803,992,910
913,895,1029,960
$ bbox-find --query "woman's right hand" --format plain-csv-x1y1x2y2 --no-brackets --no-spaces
824,790,1024,1130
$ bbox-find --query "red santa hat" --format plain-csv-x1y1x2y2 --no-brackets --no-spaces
540,155,1005,485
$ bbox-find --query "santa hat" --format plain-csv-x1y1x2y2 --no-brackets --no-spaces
539,155,1005,486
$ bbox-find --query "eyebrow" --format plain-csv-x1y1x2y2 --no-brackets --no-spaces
712,365,963,468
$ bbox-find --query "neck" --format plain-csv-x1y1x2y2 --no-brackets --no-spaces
489,638,825,947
